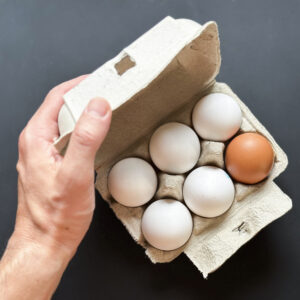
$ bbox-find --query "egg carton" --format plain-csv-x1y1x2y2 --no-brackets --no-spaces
55,17,292,277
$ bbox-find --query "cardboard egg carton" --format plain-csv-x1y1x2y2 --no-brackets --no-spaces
55,16,292,277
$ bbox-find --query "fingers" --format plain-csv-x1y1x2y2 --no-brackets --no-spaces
61,98,111,179
28,75,89,142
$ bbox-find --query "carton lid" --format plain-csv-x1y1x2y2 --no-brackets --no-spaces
55,16,221,168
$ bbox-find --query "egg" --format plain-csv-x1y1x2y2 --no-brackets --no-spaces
192,93,242,141
183,166,235,218
108,157,157,207
149,122,201,174
225,132,274,184
141,199,193,251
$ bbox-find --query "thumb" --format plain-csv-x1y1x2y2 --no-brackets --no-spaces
62,98,111,174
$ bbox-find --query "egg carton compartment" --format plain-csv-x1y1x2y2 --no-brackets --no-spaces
55,17,292,277
155,173,185,201
198,140,225,168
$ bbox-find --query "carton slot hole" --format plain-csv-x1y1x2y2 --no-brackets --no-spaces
115,54,136,75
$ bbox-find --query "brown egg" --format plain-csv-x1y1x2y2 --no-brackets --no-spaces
225,132,274,184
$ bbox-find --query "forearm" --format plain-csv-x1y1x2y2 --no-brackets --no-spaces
0,233,73,300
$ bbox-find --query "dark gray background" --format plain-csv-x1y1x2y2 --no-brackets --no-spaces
0,0,299,299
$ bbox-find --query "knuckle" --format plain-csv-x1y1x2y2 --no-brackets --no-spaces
73,127,96,147
16,160,23,173
18,129,31,153
47,85,60,98
18,130,25,150
51,187,68,203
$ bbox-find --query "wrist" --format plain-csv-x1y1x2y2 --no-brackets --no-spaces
7,230,75,267
0,232,75,300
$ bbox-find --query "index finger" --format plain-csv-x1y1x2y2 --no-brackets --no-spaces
27,75,89,142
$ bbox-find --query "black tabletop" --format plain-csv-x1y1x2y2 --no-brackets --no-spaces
0,1,299,299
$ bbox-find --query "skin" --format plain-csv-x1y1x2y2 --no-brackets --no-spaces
0,75,112,300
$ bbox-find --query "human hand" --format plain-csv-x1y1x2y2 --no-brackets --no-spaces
0,75,111,299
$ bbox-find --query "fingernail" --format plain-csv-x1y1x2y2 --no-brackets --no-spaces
86,98,110,118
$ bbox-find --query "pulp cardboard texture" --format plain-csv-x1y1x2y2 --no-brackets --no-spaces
55,17,292,277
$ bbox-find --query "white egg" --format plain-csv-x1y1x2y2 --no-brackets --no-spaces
141,199,193,251
192,93,242,141
58,104,75,136
149,122,201,174
108,158,157,207
183,166,235,218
